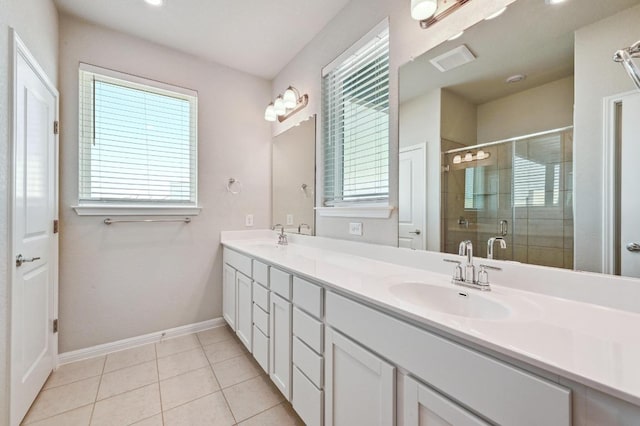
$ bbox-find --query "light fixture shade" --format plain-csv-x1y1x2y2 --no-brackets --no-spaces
464,152,473,162
283,87,298,109
477,150,486,160
453,155,462,164
264,104,276,122
411,0,437,21
145,0,164,6
274,97,286,116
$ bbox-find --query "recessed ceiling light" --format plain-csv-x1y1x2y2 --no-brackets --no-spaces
145,0,163,6
545,0,567,4
506,74,527,84
448,31,464,41
485,7,507,20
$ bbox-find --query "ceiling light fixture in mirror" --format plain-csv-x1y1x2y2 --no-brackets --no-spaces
414,0,472,29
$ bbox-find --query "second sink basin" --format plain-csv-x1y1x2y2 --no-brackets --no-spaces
389,282,511,320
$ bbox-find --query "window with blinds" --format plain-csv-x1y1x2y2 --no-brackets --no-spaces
78,64,197,205
322,21,389,206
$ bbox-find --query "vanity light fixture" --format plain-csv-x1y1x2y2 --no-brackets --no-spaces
452,150,491,165
416,0,472,30
264,86,309,123
411,0,438,20
144,0,164,6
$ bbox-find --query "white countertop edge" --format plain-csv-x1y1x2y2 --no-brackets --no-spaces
221,237,640,407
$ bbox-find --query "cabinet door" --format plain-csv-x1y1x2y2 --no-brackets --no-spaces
325,328,395,426
222,264,236,331
403,376,489,426
236,272,253,351
270,292,292,400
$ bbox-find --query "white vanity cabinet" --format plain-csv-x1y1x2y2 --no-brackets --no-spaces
222,263,236,330
252,260,270,373
325,327,395,426
403,375,489,426
269,267,293,400
235,272,252,351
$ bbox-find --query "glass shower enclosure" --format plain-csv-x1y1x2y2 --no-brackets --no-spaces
441,127,574,269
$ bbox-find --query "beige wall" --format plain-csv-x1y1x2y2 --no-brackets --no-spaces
58,14,271,352
0,0,58,423
272,117,315,233
271,0,516,246
441,89,478,146
477,76,574,144
574,4,640,273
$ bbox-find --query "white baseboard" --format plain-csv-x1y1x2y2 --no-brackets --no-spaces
57,317,226,366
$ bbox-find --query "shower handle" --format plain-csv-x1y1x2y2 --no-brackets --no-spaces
499,220,508,237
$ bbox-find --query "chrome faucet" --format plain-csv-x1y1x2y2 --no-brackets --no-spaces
487,236,507,260
444,240,500,291
272,224,288,246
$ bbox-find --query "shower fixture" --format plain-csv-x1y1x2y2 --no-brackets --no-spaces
614,40,640,90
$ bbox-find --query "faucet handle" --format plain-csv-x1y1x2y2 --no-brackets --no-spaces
443,259,463,281
479,264,502,271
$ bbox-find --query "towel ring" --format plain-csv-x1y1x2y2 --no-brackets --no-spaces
300,183,309,198
227,178,242,194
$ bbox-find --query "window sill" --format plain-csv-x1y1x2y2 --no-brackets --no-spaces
315,205,394,219
72,205,202,216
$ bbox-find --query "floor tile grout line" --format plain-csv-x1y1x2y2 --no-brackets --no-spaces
232,400,289,425
203,338,239,425
88,356,107,425
21,403,95,426
154,344,165,426
39,371,103,392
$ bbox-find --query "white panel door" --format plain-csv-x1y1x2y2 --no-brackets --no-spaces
236,272,253,351
222,264,237,330
399,145,426,250
402,375,489,426
621,93,640,278
325,327,395,426
11,34,58,426
269,292,292,400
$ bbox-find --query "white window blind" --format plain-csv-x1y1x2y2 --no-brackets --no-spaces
513,133,563,207
78,64,197,205
322,22,389,206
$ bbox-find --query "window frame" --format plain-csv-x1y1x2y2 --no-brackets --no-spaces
317,19,392,219
73,63,200,216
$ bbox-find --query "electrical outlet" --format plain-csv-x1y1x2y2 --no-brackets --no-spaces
349,222,363,236
286,214,294,225
245,214,254,227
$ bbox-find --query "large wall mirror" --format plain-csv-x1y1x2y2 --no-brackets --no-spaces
272,115,316,235
399,0,640,277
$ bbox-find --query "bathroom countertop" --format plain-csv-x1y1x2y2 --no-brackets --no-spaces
221,236,640,406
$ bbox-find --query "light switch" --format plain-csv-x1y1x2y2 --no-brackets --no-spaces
286,214,294,225
245,214,254,227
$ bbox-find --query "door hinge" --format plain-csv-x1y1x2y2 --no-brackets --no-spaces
53,319,58,333
53,121,59,135
53,219,59,234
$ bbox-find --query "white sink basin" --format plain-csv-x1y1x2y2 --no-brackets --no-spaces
389,282,511,320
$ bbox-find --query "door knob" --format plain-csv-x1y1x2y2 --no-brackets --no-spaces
409,229,421,235
626,243,640,252
16,254,41,267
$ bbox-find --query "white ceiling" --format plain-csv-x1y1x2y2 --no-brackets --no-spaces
400,0,640,105
53,0,351,79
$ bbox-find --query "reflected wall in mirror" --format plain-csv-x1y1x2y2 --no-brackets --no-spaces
272,115,316,235
399,0,640,277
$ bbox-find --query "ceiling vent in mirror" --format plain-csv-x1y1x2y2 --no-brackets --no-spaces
430,45,476,72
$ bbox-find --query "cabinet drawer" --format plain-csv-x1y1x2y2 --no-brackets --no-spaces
292,366,323,426
253,303,269,336
253,260,269,287
326,291,571,426
223,249,252,277
293,307,323,354
293,276,323,318
252,325,269,374
252,281,269,312
293,337,323,388
270,267,292,300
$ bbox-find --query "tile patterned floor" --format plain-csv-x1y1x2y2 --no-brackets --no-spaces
21,326,304,426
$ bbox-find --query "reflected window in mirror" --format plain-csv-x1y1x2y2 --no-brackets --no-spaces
322,21,390,206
